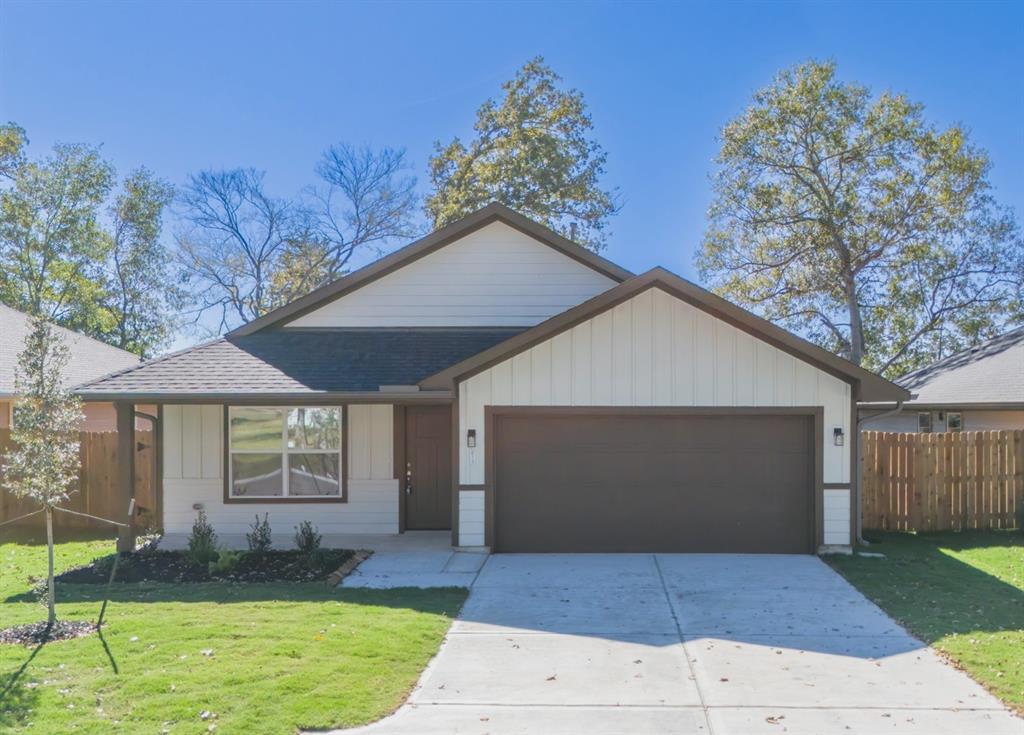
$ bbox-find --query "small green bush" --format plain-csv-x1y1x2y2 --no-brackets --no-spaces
187,510,219,565
208,548,242,575
294,520,322,555
246,513,272,553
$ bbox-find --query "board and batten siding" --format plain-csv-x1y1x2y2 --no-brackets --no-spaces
284,221,617,328
162,404,398,537
456,287,854,547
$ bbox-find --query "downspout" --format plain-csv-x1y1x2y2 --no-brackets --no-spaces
854,400,906,545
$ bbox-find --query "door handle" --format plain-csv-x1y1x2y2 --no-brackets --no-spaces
405,462,412,495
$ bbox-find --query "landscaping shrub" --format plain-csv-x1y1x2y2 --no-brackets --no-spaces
208,548,242,575
187,510,218,565
294,520,322,555
246,513,273,553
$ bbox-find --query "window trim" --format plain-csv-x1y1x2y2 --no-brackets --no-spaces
223,405,348,504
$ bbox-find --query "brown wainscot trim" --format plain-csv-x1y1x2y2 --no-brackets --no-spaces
481,405,825,553
222,405,350,505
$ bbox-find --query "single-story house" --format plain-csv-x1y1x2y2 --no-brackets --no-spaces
1,303,143,431
76,203,908,553
860,326,1024,433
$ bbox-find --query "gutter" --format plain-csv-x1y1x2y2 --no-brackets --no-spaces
854,398,907,545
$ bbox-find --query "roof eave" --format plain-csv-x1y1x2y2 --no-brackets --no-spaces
73,389,454,404
420,267,910,403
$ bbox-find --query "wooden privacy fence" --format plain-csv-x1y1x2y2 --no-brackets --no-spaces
862,430,1024,532
0,429,156,532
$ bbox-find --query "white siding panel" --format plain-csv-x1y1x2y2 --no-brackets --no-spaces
200,405,222,479
590,311,613,404
652,290,674,404
163,479,399,538
632,289,654,406
458,287,853,489
611,302,632,405
823,489,851,546
694,310,716,403
531,341,553,405
570,322,592,405
459,490,486,547
163,404,183,479
551,331,573,405
163,403,399,538
285,222,616,328
181,406,202,479
672,300,695,405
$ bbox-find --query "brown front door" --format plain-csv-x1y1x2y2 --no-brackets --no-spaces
492,410,815,553
405,406,452,530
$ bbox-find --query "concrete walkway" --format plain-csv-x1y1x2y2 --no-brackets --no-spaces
330,554,1021,734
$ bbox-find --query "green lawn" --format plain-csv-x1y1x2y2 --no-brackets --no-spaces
827,530,1024,714
0,532,467,734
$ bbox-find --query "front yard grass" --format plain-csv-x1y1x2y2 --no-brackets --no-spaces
0,533,467,734
827,530,1024,714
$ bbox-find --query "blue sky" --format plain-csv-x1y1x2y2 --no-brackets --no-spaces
1,0,1021,346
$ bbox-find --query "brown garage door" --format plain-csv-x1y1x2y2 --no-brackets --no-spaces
493,411,815,553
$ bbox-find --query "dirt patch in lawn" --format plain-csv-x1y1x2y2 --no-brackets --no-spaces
0,620,96,646
55,548,357,584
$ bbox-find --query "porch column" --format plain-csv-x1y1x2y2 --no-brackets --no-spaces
115,401,136,553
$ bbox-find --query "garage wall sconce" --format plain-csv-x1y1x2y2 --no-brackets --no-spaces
833,427,845,446
466,429,477,448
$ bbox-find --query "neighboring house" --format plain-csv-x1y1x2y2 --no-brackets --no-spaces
76,203,907,553
861,326,1024,433
0,304,142,431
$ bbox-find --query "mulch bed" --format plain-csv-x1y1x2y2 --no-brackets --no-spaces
0,620,96,646
55,549,356,585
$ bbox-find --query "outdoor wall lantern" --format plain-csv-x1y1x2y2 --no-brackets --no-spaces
833,427,845,446
467,429,477,448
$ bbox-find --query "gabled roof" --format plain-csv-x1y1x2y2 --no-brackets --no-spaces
230,202,633,337
74,328,525,402
420,267,910,403
0,303,140,398
891,326,1024,407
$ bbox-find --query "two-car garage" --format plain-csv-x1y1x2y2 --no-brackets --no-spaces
491,409,817,554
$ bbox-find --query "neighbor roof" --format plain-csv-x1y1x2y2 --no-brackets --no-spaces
892,326,1024,407
0,304,140,398
420,267,910,403
229,202,633,337
74,328,526,401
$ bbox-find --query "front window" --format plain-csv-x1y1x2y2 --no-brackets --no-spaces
946,412,963,432
918,412,933,433
228,407,344,500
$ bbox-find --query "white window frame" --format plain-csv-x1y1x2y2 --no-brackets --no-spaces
226,406,346,502
918,411,933,433
946,412,963,432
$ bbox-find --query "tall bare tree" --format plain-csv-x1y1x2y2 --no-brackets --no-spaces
177,147,418,332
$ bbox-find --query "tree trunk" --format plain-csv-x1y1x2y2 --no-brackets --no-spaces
45,506,56,627
846,281,864,365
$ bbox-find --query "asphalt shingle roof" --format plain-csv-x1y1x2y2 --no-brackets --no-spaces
0,304,141,397
896,326,1024,405
75,328,527,398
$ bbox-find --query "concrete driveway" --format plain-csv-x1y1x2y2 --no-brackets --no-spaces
335,554,1021,735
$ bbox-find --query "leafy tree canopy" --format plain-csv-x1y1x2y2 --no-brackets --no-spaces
426,57,620,252
698,61,1023,378
0,124,178,357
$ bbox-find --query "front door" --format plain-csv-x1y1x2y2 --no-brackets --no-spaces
405,406,452,530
